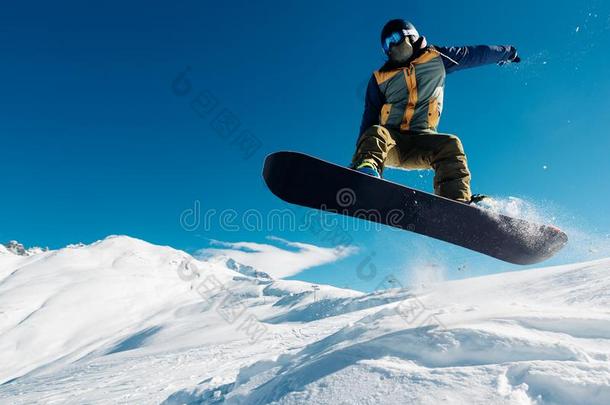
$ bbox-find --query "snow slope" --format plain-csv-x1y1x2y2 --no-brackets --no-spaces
1,236,609,404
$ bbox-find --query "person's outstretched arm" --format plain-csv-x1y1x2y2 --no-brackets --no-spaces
435,45,520,74
358,74,385,136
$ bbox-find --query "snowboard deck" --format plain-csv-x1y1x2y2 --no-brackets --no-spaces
262,151,567,265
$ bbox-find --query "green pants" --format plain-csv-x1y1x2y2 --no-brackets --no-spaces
351,125,472,202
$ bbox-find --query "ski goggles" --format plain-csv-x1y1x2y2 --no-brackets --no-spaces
382,28,418,54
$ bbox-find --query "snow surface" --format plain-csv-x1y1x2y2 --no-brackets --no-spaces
1,235,609,404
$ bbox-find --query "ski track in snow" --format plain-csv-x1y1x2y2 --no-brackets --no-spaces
0,236,609,404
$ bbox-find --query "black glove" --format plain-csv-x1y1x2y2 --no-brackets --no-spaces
498,46,520,65
510,46,521,63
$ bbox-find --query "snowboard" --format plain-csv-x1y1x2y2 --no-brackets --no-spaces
262,151,567,265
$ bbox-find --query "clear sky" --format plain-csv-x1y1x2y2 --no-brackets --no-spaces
2,0,610,291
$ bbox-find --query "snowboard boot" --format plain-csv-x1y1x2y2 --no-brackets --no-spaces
469,193,491,205
354,162,381,178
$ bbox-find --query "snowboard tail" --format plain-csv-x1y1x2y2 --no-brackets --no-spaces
263,151,567,265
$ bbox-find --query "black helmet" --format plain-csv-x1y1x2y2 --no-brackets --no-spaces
380,19,420,52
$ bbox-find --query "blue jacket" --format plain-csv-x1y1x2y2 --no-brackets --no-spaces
359,44,518,136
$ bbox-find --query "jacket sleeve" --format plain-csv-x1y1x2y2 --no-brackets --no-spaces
358,74,385,136
435,45,518,74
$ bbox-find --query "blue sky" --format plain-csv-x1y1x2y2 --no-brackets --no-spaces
2,0,610,291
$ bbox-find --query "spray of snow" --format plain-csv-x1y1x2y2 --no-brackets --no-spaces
474,195,610,263
476,196,548,224
399,241,450,291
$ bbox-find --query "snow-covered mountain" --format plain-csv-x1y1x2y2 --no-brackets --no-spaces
1,240,47,256
0,236,609,404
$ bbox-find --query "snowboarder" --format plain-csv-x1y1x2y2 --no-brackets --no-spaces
351,19,521,204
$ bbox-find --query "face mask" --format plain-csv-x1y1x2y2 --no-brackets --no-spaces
388,39,413,64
